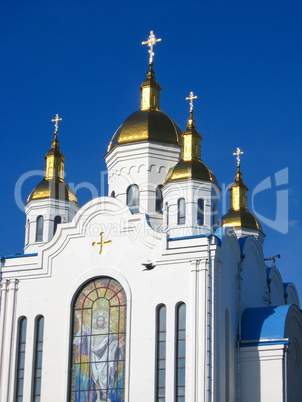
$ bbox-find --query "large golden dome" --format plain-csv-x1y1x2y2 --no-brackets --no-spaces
107,110,182,152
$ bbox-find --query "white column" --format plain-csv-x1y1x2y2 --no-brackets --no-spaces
0,279,9,394
0,279,18,402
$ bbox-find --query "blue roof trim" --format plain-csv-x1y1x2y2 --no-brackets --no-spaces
240,339,289,348
0,253,38,261
241,305,292,341
168,234,208,242
214,227,225,242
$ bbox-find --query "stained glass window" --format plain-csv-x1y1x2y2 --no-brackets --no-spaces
156,305,166,401
176,303,186,401
32,316,44,401
70,277,127,402
15,317,27,402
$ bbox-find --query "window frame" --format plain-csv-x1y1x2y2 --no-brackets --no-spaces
36,216,44,242
177,198,185,225
126,184,139,213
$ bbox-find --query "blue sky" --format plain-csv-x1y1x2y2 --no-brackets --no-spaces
1,0,301,298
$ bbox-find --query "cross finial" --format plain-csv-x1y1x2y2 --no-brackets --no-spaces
186,91,198,113
51,114,62,133
92,232,112,255
142,31,162,64
233,147,244,167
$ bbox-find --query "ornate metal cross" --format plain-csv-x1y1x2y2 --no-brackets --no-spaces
51,114,62,132
92,232,112,255
142,30,162,64
186,92,198,112
233,147,244,167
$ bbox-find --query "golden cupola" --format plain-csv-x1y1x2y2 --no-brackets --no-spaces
220,148,262,231
164,94,218,186
27,115,78,205
107,31,182,153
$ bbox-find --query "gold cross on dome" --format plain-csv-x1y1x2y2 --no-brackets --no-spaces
233,147,244,167
142,31,162,64
186,92,198,112
92,232,112,255
51,114,62,133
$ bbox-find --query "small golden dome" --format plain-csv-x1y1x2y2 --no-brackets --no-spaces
220,209,263,231
27,179,78,205
107,110,182,152
164,159,218,185
27,123,78,206
220,149,263,232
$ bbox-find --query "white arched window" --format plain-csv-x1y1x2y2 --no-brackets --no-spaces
32,316,44,400
178,198,185,225
156,304,167,401
155,185,163,212
176,303,186,400
15,317,27,401
36,216,44,242
127,184,139,213
53,216,62,235
197,199,204,225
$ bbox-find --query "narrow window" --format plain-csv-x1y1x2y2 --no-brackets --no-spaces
36,216,44,242
53,216,62,235
212,206,215,227
156,185,163,213
127,184,139,213
71,277,127,401
26,219,30,244
165,202,169,227
178,199,185,225
156,305,166,401
176,303,186,401
15,317,27,402
32,316,44,401
111,191,115,198
197,199,204,225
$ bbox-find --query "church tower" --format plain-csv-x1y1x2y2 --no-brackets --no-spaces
220,148,265,243
24,115,79,253
163,93,220,237
105,32,182,229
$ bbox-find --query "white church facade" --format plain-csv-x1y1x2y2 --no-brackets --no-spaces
0,32,302,402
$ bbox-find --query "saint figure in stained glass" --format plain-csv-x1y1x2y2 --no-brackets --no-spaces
71,277,126,402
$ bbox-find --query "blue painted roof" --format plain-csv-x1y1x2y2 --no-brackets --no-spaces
241,305,291,341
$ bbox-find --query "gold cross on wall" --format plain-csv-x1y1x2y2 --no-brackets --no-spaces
233,147,244,167
92,232,112,255
142,30,162,64
186,91,198,112
51,114,62,133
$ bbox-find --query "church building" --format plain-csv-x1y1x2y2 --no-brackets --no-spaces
0,31,301,402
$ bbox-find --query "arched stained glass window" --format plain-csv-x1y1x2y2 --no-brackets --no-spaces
36,216,44,242
53,216,62,235
15,317,27,401
155,185,163,213
178,198,185,225
127,184,139,213
70,277,127,402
